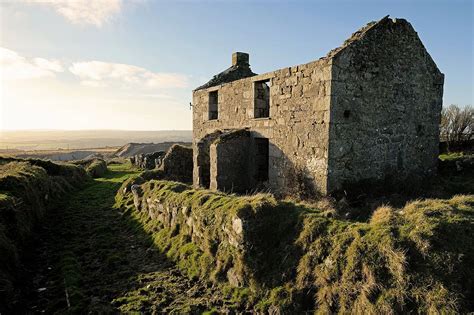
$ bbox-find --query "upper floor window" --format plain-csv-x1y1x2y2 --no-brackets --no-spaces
208,91,218,120
254,79,270,118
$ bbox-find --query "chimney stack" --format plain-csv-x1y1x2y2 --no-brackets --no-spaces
232,52,249,66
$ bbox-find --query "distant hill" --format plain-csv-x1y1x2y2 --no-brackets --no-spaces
0,130,192,151
114,142,191,158
14,150,113,161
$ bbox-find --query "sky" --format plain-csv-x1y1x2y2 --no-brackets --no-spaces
0,0,472,131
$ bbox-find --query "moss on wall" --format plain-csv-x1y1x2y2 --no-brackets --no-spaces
116,176,474,313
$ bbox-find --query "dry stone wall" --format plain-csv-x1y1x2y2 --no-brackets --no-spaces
125,180,292,288
130,151,166,169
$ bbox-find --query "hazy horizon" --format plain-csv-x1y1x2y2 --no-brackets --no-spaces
0,129,192,151
0,128,192,132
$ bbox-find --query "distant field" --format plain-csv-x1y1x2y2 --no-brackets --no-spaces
0,129,192,151
0,147,120,161
1,147,120,155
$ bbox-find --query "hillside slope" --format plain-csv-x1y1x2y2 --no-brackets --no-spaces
114,142,191,158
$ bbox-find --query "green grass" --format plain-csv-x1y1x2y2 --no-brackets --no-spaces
439,152,465,161
0,158,88,313
114,155,474,313
3,154,473,313
21,162,241,313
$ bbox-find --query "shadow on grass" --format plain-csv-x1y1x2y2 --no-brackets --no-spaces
24,166,219,313
331,159,474,221
22,158,474,313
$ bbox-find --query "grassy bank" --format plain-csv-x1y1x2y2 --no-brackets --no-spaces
4,155,473,313
116,155,474,313
0,157,87,312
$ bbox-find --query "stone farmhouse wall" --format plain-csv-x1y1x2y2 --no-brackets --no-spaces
209,130,251,192
192,17,443,196
193,57,333,196
327,18,444,191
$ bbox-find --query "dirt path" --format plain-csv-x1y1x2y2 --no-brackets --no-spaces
26,164,224,313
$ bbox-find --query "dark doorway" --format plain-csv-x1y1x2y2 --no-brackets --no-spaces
254,138,269,181
197,142,211,189
200,165,211,188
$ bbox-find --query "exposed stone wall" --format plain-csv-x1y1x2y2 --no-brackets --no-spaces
210,130,251,192
192,17,443,196
327,18,444,191
194,131,222,189
122,180,299,289
130,151,166,169
157,144,193,183
193,58,332,196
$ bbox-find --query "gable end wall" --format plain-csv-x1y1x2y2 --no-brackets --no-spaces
327,18,444,192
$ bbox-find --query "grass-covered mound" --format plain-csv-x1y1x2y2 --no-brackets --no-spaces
116,176,474,313
293,195,473,313
0,157,87,312
85,159,107,177
72,158,108,178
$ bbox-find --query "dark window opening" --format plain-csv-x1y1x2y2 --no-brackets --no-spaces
416,124,424,135
254,79,270,118
255,138,269,181
343,110,351,118
209,91,218,120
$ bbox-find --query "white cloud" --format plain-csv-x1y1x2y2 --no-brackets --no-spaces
80,80,107,87
140,93,175,99
69,60,188,89
28,0,122,27
33,58,64,72
0,47,63,81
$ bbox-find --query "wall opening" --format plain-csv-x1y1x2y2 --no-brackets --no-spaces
208,91,218,120
200,163,211,189
196,131,222,189
197,142,211,189
254,138,269,182
416,124,424,135
254,79,270,118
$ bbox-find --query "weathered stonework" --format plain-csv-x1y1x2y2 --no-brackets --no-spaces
210,130,251,192
192,16,444,196
157,144,193,183
130,151,166,169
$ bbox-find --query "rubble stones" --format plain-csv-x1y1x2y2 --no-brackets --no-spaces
130,151,166,169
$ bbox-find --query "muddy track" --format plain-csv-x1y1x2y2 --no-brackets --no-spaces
24,165,225,313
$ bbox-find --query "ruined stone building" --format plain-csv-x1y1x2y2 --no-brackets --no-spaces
192,16,444,196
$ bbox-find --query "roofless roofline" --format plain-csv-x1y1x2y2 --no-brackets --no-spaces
194,52,257,91
193,15,439,92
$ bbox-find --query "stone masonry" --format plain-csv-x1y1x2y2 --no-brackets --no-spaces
192,16,444,196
